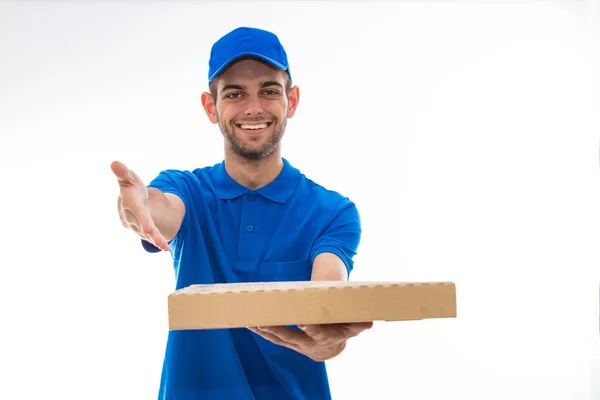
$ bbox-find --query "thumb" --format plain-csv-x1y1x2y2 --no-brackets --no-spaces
111,160,131,182
298,324,322,338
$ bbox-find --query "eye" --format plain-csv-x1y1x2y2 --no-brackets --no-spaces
224,92,243,99
262,89,279,96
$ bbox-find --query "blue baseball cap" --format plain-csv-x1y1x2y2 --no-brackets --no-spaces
208,27,291,83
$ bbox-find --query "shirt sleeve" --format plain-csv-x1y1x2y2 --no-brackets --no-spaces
310,198,362,276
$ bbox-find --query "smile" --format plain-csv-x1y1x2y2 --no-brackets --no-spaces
235,121,273,130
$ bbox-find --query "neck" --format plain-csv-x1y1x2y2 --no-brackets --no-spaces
224,149,284,190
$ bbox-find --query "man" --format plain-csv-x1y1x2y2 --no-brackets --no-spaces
111,26,372,399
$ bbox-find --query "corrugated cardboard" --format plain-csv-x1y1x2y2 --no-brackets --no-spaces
168,281,457,330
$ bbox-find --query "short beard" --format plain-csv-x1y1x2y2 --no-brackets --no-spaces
218,113,287,162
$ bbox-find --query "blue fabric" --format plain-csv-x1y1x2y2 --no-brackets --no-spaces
144,158,362,400
208,26,291,82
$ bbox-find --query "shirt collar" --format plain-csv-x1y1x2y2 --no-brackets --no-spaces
213,158,300,204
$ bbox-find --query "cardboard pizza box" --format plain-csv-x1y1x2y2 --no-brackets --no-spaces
167,280,457,330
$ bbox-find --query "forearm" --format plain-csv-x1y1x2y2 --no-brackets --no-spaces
311,252,348,281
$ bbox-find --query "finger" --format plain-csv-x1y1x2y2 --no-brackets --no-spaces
120,198,169,251
318,322,371,343
131,213,168,250
343,322,374,335
257,326,311,346
301,323,365,345
117,196,129,228
123,209,156,241
110,160,131,182
300,324,328,339
149,228,170,251
123,209,141,231
132,209,168,250
249,328,302,351
122,202,154,236
121,200,153,234
112,161,145,190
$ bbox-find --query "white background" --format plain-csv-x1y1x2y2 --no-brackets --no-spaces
1,1,599,399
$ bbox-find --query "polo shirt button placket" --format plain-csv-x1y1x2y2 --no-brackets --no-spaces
245,193,257,234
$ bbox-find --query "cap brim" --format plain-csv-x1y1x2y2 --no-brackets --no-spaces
209,52,288,82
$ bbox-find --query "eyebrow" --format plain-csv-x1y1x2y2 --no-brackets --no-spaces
221,81,284,92
260,81,284,89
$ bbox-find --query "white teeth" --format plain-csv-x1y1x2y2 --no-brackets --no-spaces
240,123,268,130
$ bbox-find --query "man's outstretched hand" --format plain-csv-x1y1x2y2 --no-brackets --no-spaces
248,322,374,362
111,160,169,251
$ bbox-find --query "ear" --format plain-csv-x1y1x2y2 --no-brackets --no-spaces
286,85,300,118
201,91,218,124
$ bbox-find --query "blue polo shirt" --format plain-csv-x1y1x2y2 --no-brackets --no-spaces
143,158,362,400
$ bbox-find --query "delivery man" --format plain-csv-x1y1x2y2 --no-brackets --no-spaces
111,26,372,400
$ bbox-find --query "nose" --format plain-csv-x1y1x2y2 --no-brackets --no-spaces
243,94,265,116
